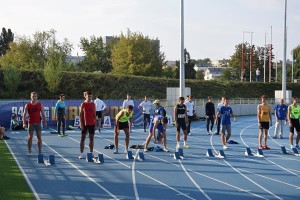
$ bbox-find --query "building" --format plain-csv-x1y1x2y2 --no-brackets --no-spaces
193,62,211,73
204,67,226,80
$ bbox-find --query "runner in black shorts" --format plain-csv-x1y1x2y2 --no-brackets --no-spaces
287,97,300,149
174,97,189,149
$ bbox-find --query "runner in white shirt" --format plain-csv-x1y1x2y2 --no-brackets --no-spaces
94,96,107,133
184,95,194,135
138,96,153,132
122,93,135,132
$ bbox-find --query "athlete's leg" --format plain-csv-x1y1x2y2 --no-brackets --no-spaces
80,127,87,153
124,128,130,151
114,125,119,149
36,127,42,154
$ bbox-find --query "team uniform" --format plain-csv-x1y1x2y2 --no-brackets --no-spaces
205,101,215,134
175,104,187,131
149,115,165,140
116,109,133,129
258,104,271,129
220,106,233,134
81,102,96,135
273,103,288,138
139,100,152,131
27,102,43,132
94,98,107,118
289,104,300,133
184,100,194,135
54,100,66,135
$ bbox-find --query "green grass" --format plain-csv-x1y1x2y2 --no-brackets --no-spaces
0,141,34,200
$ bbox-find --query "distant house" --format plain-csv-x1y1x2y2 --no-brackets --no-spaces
163,60,177,69
193,63,212,73
204,67,226,80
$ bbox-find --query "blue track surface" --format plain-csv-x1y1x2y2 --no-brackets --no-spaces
5,116,300,200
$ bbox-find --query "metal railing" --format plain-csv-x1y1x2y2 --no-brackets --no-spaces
160,98,276,108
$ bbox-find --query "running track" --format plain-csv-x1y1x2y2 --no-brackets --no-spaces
5,116,300,200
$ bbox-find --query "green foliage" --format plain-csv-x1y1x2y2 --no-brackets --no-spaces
111,30,164,76
162,66,176,78
220,68,232,80
0,29,72,70
78,36,112,72
195,70,204,80
43,47,63,93
0,27,14,56
2,65,21,95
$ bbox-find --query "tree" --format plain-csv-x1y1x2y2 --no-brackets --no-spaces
78,36,112,72
0,29,72,70
220,68,232,80
229,43,271,81
111,30,165,76
43,46,64,93
0,27,14,56
3,64,21,95
175,48,196,79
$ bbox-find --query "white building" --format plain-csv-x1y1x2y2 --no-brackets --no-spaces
204,67,226,80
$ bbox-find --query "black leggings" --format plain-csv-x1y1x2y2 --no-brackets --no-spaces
57,115,65,134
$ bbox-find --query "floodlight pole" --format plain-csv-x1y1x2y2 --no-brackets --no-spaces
282,0,287,101
179,0,185,97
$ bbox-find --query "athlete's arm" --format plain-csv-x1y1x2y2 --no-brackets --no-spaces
174,106,178,124
94,104,97,129
102,101,107,111
22,104,28,128
41,105,47,127
79,103,84,129
269,105,272,125
257,105,261,123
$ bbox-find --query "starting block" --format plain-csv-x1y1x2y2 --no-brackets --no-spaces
206,149,214,157
178,148,184,158
254,149,264,157
219,150,226,158
86,153,94,162
37,154,44,163
135,152,145,161
93,154,104,164
126,151,134,159
173,152,181,159
48,155,55,165
281,146,288,154
245,147,253,156
292,148,300,156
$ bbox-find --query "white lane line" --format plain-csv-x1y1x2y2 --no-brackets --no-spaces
68,135,196,199
240,124,300,178
42,139,119,200
145,152,267,199
178,159,212,200
132,150,140,200
5,140,40,200
210,126,283,200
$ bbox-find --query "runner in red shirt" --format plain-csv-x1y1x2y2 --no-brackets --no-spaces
22,92,47,156
78,91,96,159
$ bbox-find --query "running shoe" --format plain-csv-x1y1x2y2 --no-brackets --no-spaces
223,145,228,150
272,136,277,139
62,133,68,137
27,152,32,157
295,144,300,149
144,148,148,152
259,145,264,150
78,154,83,159
263,145,270,150
176,144,181,149
113,148,119,154
183,145,190,149
163,148,169,152
188,133,192,136
279,136,283,139
290,145,294,149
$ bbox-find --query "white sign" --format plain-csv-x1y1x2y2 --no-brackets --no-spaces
103,116,111,128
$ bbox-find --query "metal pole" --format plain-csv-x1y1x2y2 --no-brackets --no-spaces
292,51,294,82
269,26,272,82
250,32,253,82
282,0,287,101
276,51,278,82
179,0,185,97
242,33,245,82
263,33,266,83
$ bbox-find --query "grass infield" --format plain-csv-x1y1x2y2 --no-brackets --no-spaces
0,140,34,199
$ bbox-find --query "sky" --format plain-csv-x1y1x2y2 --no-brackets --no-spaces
1,0,300,61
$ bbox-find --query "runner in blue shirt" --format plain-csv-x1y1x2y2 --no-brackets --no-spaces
215,98,236,150
273,99,288,139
